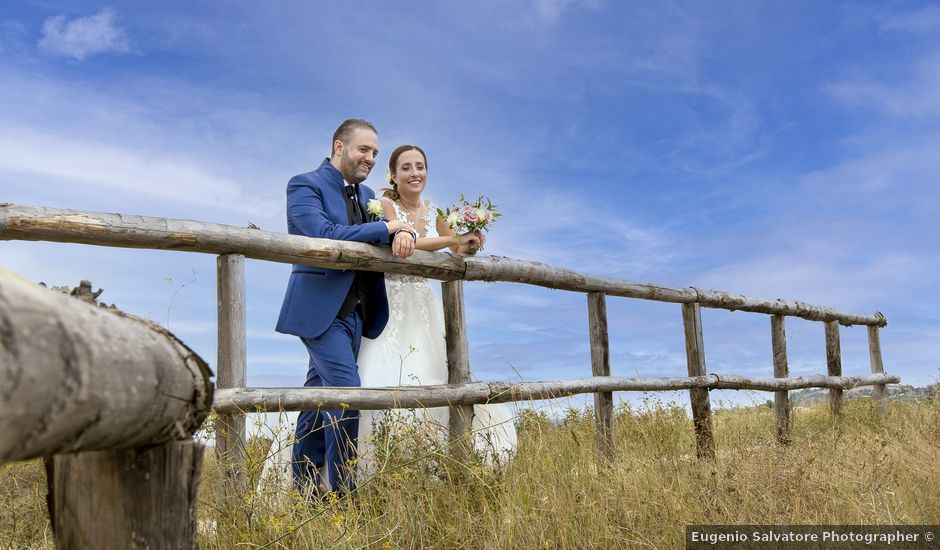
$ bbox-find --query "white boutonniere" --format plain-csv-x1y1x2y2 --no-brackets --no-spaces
367,199,384,221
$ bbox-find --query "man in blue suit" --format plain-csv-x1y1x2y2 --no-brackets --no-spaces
276,119,416,495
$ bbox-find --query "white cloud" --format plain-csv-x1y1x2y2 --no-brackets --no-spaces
695,251,927,312
800,143,940,204
532,0,601,23
826,51,940,118
484,185,678,280
0,20,28,53
247,353,309,367
38,9,130,60
0,127,270,217
879,5,940,34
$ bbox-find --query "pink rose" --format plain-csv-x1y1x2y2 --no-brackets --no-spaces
465,211,480,223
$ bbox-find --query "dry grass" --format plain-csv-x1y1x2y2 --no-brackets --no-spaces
0,456,51,549
3,397,939,549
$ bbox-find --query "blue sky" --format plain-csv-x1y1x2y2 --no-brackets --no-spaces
2,1,937,411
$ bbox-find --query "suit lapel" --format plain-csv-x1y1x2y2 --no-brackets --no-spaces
319,160,368,223
319,159,350,224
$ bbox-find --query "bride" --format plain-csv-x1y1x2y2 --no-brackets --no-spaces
356,144,516,475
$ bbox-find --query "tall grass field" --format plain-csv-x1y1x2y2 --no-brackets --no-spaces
3,397,938,548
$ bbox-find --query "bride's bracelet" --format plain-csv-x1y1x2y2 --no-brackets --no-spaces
394,228,417,241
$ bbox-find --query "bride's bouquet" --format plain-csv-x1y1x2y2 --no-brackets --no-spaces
436,195,500,254
436,195,500,233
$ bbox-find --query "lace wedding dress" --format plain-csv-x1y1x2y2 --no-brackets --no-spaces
356,198,517,475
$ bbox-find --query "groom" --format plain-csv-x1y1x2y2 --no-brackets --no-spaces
276,119,416,495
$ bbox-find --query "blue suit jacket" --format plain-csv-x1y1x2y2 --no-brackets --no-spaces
276,158,391,339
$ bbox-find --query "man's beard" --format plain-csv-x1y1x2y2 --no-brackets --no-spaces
341,150,371,184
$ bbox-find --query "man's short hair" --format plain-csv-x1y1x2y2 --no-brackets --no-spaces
331,119,377,158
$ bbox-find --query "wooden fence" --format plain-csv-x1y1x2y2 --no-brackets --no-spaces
0,203,899,542
0,267,212,549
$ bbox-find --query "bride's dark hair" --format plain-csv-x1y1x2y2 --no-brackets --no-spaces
383,144,428,201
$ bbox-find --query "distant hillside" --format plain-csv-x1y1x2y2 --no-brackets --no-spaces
789,384,938,407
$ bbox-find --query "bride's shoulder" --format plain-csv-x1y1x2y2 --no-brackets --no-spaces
378,196,400,218
380,196,399,212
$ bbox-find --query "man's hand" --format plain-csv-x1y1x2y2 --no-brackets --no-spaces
387,220,416,258
386,219,416,258
392,230,415,258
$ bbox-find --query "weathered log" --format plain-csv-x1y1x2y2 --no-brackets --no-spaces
771,315,791,444
462,255,886,326
463,255,692,303
53,440,203,549
216,254,247,491
0,268,212,463
0,204,465,280
211,373,900,413
442,281,474,445
825,321,843,417
587,292,614,459
681,303,715,459
0,204,887,326
868,326,887,418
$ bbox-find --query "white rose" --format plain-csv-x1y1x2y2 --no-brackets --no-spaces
367,199,383,219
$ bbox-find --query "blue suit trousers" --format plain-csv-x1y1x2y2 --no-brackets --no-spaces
291,309,362,494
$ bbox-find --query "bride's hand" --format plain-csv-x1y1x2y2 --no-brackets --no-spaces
458,232,481,248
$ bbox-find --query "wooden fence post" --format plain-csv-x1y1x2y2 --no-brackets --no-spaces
681,303,715,459
868,326,887,418
52,441,203,549
771,315,791,444
217,254,247,492
587,292,614,459
825,321,843,417
442,280,473,449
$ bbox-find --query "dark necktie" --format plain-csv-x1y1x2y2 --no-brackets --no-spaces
344,184,364,225
338,183,368,320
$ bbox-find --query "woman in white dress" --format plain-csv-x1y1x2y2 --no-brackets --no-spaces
356,144,517,475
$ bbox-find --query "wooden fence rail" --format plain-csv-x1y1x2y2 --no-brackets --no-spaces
0,203,898,513
210,373,899,414
0,204,886,326
0,268,212,549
